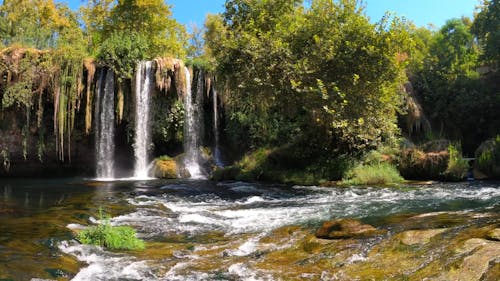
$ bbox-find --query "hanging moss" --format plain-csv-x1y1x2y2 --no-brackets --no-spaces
116,79,124,123
154,57,175,92
175,60,186,99
83,58,96,135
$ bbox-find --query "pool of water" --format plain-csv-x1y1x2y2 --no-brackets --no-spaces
0,178,499,280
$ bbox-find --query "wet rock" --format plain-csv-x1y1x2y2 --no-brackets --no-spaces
439,238,500,281
152,157,178,179
400,212,471,230
486,228,500,241
315,219,381,239
398,229,448,245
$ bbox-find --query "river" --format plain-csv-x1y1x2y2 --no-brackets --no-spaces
0,178,498,280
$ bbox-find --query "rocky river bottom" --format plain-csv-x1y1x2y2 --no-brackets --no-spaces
0,178,499,280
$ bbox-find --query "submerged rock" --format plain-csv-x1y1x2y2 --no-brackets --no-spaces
438,238,500,281
398,229,448,245
315,219,381,239
486,228,500,241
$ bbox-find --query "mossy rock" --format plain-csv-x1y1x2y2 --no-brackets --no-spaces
398,148,449,180
486,229,500,241
152,157,178,179
474,136,500,179
315,219,383,239
210,166,241,181
398,229,448,245
440,238,500,281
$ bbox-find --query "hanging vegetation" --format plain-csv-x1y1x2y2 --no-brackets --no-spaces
83,58,97,135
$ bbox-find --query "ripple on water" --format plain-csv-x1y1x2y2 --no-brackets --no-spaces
61,181,499,280
58,241,156,281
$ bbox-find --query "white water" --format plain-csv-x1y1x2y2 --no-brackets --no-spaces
59,241,155,281
212,87,223,166
183,67,205,179
95,69,115,180
62,181,500,280
133,61,154,179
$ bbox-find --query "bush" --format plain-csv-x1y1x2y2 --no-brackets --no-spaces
398,147,449,180
442,143,468,181
77,210,144,251
98,31,149,79
475,135,500,178
342,163,403,186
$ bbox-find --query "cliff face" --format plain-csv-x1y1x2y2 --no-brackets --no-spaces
0,48,221,178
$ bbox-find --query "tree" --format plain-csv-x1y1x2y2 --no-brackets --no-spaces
206,0,410,154
80,0,115,56
0,0,74,49
472,0,500,67
104,0,187,59
412,18,500,153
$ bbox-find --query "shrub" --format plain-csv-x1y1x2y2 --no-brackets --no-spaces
442,143,468,181
342,163,403,186
475,135,500,178
77,210,144,251
398,148,449,180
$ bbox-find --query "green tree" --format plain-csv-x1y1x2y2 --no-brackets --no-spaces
81,0,115,55
96,0,188,80
206,0,410,156
472,0,500,67
0,0,75,49
412,18,499,153
104,0,187,59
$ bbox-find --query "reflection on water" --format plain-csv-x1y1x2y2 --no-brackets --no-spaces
0,178,499,280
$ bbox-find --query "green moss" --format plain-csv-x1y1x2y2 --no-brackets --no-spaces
152,156,178,179
342,163,404,186
475,135,500,178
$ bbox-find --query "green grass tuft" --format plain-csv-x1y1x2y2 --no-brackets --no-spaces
77,210,144,251
342,163,403,186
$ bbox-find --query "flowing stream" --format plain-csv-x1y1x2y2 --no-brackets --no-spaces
0,178,498,280
133,61,154,179
95,69,115,180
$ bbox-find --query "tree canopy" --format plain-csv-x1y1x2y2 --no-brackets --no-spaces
206,0,411,155
0,0,498,170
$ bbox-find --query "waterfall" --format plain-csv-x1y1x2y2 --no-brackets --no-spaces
95,68,115,179
183,67,205,179
133,61,154,179
212,87,223,167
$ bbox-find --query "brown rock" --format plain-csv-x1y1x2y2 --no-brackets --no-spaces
399,229,447,245
486,228,500,241
439,238,500,281
315,219,381,239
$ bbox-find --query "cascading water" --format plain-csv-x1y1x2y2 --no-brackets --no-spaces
183,67,205,179
133,61,154,179
95,69,115,180
212,87,223,166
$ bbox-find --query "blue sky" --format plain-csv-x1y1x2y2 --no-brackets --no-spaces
59,0,478,29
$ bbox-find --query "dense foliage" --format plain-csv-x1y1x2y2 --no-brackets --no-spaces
407,1,500,154
0,0,187,165
205,0,411,167
0,0,498,180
